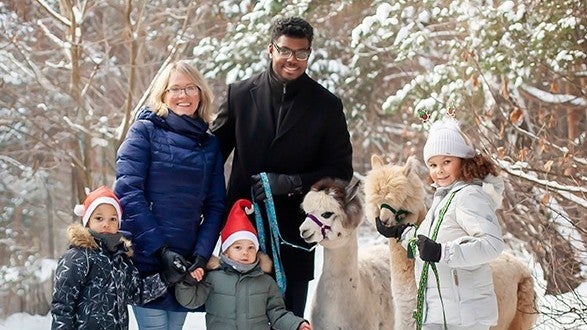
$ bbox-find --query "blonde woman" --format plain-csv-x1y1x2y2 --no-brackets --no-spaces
114,60,225,329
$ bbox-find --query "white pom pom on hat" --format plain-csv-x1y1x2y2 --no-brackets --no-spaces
74,186,122,228
221,199,259,252
74,204,85,217
423,118,476,163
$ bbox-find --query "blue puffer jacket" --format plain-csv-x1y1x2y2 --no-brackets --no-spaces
114,107,226,311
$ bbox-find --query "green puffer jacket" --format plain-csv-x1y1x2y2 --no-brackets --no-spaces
175,253,306,330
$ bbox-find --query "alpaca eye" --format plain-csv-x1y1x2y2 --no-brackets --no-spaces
321,212,334,218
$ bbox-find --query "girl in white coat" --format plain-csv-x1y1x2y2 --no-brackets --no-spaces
377,119,505,330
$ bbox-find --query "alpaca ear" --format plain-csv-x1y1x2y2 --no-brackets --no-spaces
371,154,385,169
344,177,364,227
403,156,420,177
344,177,361,204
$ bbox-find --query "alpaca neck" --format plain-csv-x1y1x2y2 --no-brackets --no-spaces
389,239,409,260
321,231,359,279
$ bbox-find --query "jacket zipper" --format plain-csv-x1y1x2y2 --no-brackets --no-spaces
453,269,459,286
276,84,286,134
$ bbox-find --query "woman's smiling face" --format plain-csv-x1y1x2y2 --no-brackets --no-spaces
163,70,200,116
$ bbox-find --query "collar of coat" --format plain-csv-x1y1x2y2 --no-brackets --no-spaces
267,64,308,97
432,174,504,209
135,106,209,142
66,223,133,257
205,251,273,274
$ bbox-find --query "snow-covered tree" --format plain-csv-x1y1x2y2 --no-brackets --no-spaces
0,0,208,317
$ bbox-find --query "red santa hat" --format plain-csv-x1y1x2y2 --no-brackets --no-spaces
221,199,259,252
73,186,122,228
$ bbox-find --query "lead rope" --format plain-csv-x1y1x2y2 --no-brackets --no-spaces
252,173,315,295
409,190,459,330
253,173,287,295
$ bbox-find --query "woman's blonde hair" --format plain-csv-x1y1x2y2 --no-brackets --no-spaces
148,60,215,123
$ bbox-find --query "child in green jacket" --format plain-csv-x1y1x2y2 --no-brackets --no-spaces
175,199,312,330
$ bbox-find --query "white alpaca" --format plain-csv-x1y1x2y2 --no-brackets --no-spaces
299,178,394,330
364,155,537,330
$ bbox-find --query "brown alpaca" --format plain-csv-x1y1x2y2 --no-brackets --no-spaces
364,154,537,330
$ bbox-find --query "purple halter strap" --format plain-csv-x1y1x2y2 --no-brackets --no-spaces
306,213,332,239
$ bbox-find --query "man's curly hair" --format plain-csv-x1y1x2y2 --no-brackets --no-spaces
270,17,314,45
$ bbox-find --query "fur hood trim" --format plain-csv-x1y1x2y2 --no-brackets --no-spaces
481,174,504,210
66,223,133,257
206,251,273,273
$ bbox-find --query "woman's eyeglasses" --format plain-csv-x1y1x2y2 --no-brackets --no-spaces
165,85,200,96
272,43,311,61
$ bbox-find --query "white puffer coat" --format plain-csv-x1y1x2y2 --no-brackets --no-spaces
402,175,505,327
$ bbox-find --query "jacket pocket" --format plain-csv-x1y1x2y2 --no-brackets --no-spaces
248,292,266,318
454,266,495,325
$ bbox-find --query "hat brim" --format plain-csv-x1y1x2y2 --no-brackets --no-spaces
222,231,259,252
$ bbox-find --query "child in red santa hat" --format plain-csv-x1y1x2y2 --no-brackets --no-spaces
51,186,170,330
175,199,312,330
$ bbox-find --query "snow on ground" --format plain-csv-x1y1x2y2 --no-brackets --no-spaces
1,222,586,329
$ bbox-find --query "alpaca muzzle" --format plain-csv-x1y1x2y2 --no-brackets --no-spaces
299,213,331,243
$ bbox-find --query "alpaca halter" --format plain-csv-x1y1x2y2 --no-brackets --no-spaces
379,203,410,223
305,213,332,240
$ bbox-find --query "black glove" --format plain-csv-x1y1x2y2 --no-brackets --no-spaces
416,235,442,262
183,255,208,285
251,173,302,202
158,247,189,286
188,255,207,272
375,219,411,240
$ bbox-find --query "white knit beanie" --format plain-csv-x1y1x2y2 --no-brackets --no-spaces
423,119,476,163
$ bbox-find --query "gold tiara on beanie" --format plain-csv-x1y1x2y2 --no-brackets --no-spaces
417,101,456,124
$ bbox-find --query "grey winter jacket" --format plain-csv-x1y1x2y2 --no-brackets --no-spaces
51,224,167,329
402,175,505,327
175,254,307,330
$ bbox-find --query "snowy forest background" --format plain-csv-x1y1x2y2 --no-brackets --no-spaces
1,0,585,328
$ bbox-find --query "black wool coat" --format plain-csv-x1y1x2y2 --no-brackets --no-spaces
211,68,353,281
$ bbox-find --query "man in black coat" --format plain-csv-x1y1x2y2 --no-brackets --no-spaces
211,16,353,317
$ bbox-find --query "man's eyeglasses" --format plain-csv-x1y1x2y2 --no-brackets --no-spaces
272,43,311,61
165,85,200,96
